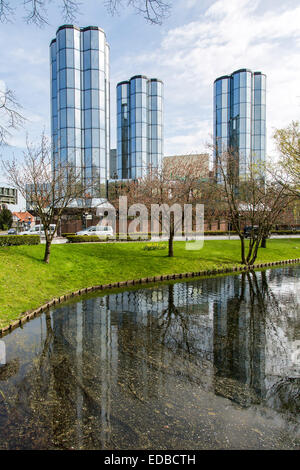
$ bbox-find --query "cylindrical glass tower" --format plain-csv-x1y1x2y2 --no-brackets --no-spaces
50,25,110,204
117,75,163,179
213,68,266,180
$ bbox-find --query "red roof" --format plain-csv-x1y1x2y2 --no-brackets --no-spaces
13,211,34,223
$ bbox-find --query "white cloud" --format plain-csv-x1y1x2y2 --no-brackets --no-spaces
125,0,300,156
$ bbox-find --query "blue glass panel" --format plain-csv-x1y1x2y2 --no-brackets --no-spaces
135,78,142,93
85,129,92,148
254,90,261,105
58,29,66,49
90,30,99,49
83,50,91,69
216,94,222,109
91,89,99,108
92,129,100,147
65,28,74,48
66,69,75,88
254,74,261,89
83,70,91,90
66,48,74,68
239,72,247,87
67,108,75,126
59,69,67,89
150,81,157,95
92,109,100,127
117,86,122,100
233,88,239,104
60,109,67,128
233,73,240,89
91,50,99,69
83,30,91,50
216,80,222,95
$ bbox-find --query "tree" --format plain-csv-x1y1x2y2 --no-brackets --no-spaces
0,206,12,229
0,86,25,145
2,134,93,263
110,157,207,257
212,150,297,265
0,0,171,26
274,121,300,196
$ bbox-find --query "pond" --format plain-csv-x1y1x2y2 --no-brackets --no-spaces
0,266,299,450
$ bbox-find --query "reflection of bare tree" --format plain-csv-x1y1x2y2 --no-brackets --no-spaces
158,284,191,355
213,269,300,417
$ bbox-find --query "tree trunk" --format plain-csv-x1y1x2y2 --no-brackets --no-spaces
261,237,267,248
168,213,174,257
168,234,174,257
240,236,246,264
43,239,51,263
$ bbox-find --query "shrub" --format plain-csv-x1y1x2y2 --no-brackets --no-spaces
143,243,167,251
61,233,76,237
0,235,40,246
271,230,300,235
66,235,108,243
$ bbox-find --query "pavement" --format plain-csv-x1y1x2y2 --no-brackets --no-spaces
41,234,300,244
1,232,299,244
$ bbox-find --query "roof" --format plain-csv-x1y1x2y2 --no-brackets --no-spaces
12,211,34,222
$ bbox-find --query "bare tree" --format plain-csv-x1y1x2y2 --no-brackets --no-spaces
0,0,171,26
110,157,207,257
0,87,25,145
273,121,300,197
105,0,171,24
2,134,92,263
212,150,297,265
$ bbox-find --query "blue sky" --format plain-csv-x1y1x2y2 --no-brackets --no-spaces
1,0,300,208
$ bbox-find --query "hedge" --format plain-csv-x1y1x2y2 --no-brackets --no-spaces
0,235,40,246
66,235,108,243
61,233,76,237
271,230,300,235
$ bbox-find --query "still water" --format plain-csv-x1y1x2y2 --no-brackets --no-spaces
0,267,299,450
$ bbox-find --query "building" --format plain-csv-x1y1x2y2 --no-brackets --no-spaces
163,153,210,180
50,25,110,206
117,75,163,179
0,186,18,207
12,211,35,231
109,149,117,179
213,69,266,180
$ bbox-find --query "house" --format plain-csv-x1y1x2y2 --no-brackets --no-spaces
12,211,35,232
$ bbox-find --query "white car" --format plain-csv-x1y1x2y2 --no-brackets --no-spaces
76,225,114,238
20,224,56,237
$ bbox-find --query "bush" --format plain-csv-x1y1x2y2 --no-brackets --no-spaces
66,235,108,243
61,233,76,237
271,230,300,235
143,243,167,251
0,235,40,246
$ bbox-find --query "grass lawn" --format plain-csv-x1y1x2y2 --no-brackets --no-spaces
0,239,299,328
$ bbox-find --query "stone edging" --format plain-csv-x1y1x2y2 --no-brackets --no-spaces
1,258,299,337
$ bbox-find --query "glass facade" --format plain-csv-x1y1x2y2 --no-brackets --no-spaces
50,25,110,202
213,69,266,180
117,75,163,179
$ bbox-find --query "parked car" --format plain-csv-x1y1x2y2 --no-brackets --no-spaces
7,228,17,235
76,225,114,238
20,224,56,237
243,226,259,238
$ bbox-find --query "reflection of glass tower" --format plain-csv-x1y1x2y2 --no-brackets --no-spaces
50,25,110,204
213,69,266,180
117,75,163,179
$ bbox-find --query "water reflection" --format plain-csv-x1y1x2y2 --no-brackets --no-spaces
0,267,299,449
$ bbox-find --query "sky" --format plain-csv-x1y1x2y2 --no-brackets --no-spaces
0,0,299,209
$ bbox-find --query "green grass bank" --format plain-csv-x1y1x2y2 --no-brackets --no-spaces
0,239,299,328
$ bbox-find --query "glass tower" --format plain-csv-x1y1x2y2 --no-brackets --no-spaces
117,75,163,179
50,25,110,204
213,69,266,180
